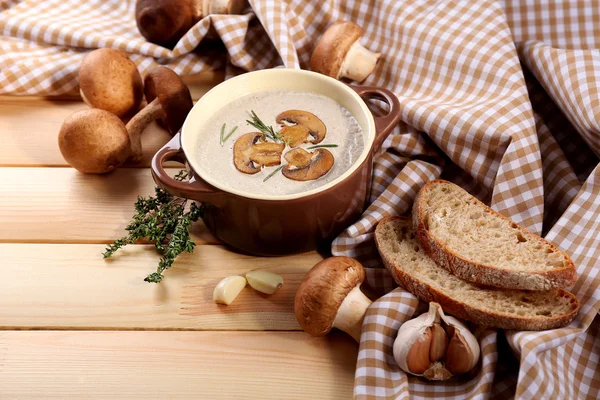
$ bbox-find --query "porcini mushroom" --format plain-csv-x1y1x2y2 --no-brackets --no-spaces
135,0,202,48
58,109,131,174
282,148,334,181
203,0,245,15
233,132,285,174
59,67,193,173
276,110,327,144
310,21,381,83
78,48,143,118
294,257,372,342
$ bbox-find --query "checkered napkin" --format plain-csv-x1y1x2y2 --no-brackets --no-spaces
2,0,599,398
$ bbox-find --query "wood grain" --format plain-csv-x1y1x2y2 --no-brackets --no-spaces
0,244,323,330
0,167,217,243
0,330,356,399
0,71,223,167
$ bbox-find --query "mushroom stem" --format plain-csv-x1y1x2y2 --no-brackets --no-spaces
332,285,372,342
125,98,166,162
338,41,381,82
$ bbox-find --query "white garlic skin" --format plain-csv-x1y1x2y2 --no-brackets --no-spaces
393,307,437,373
392,302,480,379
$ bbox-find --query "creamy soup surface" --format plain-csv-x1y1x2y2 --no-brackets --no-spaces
194,89,365,196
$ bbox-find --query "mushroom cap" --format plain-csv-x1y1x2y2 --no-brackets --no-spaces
78,48,143,118
135,0,200,48
282,148,334,181
143,66,193,134
294,256,366,337
58,109,130,174
276,110,327,144
310,21,364,78
233,132,284,174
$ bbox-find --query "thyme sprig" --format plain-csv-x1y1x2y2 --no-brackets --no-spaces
103,170,204,283
246,110,284,143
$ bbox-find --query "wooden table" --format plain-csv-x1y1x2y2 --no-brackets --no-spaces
0,72,357,399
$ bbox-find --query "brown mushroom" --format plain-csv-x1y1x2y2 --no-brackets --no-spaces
59,67,193,173
127,66,193,162
233,132,285,174
203,0,245,15
310,21,381,83
78,48,143,118
276,110,327,144
135,0,202,48
282,148,334,181
294,257,372,342
58,109,131,174
279,125,309,148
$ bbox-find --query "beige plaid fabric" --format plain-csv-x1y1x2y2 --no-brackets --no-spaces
1,0,599,398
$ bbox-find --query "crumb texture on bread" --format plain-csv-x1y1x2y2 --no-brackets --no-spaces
375,217,580,330
413,180,576,290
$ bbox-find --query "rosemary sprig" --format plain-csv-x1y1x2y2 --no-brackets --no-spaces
306,144,338,149
103,170,204,283
263,164,285,182
223,125,238,144
219,123,226,145
220,124,238,146
246,110,283,143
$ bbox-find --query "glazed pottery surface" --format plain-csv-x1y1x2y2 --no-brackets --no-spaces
152,69,401,255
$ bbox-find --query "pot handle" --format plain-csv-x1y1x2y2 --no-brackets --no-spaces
151,133,222,203
349,85,401,153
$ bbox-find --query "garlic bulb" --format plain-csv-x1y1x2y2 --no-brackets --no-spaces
393,302,480,380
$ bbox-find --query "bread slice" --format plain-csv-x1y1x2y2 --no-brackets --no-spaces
375,217,580,330
412,180,576,290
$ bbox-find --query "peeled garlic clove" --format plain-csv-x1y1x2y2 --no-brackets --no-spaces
213,275,247,305
246,271,284,295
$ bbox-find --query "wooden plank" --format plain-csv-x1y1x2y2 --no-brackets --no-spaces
0,71,223,167
0,330,356,399
0,244,323,330
0,167,217,244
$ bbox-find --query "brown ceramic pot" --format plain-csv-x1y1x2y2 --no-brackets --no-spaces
151,69,401,256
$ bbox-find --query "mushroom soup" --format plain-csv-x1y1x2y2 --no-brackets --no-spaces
195,89,364,196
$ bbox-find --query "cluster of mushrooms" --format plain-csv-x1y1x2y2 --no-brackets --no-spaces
233,110,334,182
59,48,193,174
135,0,382,85
135,0,246,47
294,257,480,381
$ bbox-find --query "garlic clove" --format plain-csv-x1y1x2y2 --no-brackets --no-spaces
246,270,283,295
405,327,433,374
429,323,448,362
213,275,247,305
393,302,480,380
445,330,475,375
438,308,481,374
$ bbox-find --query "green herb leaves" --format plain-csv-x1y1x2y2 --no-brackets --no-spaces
220,123,238,146
263,164,285,182
103,170,204,283
306,144,338,149
246,110,283,143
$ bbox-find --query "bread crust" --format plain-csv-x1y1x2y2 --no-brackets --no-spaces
413,180,577,290
375,216,580,331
